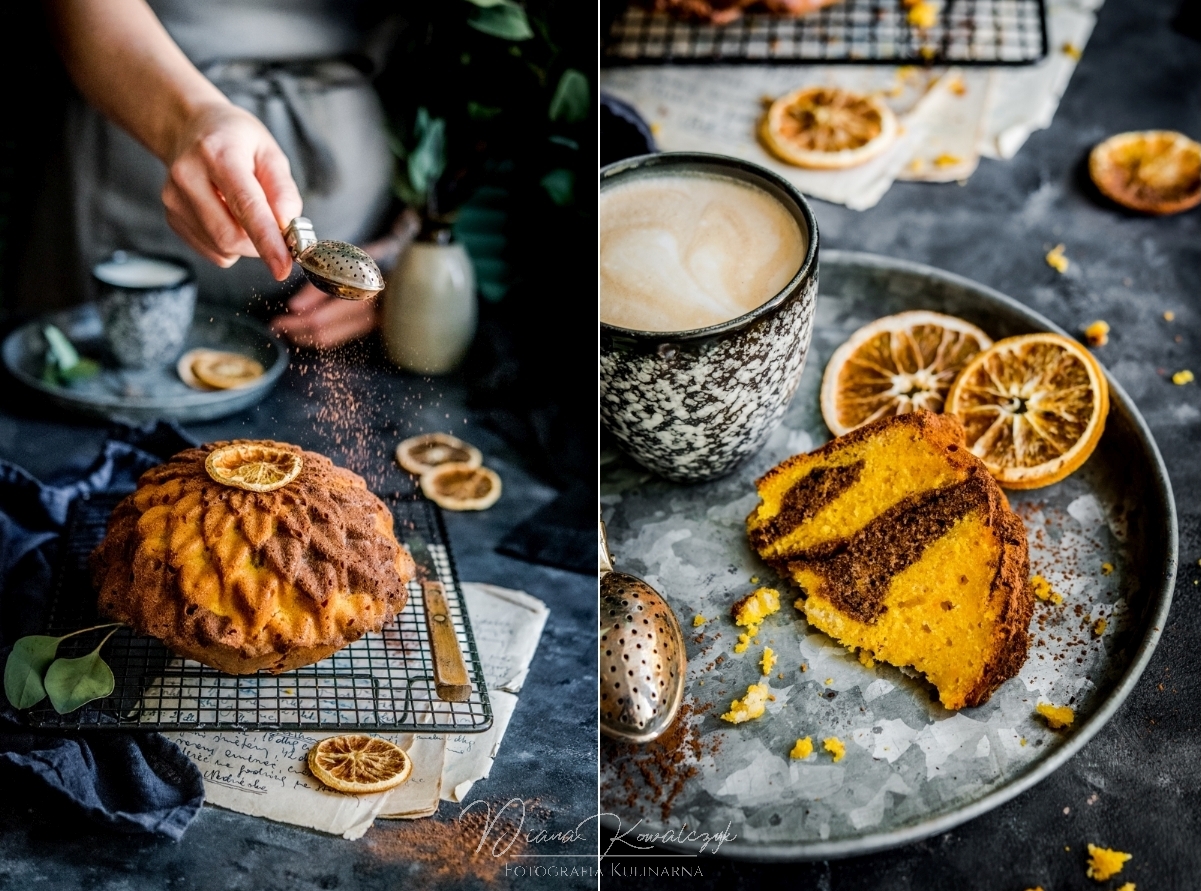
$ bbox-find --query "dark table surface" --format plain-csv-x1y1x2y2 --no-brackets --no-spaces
0,338,599,889
601,0,1200,887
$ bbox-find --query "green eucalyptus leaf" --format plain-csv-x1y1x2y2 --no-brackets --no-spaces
408,114,447,199
549,69,590,123
462,0,509,7
468,2,534,40
43,325,81,371
540,168,575,207
468,101,503,121
44,647,115,715
60,357,100,383
454,186,511,302
4,635,60,709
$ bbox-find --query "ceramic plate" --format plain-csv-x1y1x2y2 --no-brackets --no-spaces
3,304,287,423
599,251,1177,860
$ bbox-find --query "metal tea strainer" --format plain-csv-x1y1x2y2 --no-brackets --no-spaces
283,217,385,301
600,518,686,744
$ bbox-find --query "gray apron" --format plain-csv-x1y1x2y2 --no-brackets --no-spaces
18,0,395,314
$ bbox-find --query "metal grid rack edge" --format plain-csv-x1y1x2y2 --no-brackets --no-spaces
602,0,1048,66
26,490,493,734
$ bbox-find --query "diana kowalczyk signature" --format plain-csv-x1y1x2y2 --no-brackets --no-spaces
459,798,737,857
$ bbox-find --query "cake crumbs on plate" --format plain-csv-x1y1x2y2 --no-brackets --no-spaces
720,683,772,724
760,647,776,676
1062,41,1082,59
1101,562,1114,575
1086,843,1132,881
1171,369,1194,385
823,737,846,762
1045,244,1070,273
1036,702,1075,730
692,615,706,627
731,587,780,654
1163,310,1175,321
789,737,813,759
1093,617,1108,636
1032,575,1063,605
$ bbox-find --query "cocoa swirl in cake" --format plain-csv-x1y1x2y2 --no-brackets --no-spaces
90,440,415,675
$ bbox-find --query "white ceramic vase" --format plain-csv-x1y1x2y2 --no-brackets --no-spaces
382,235,477,374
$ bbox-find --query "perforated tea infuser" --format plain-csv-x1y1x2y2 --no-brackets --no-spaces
284,217,385,301
599,518,686,744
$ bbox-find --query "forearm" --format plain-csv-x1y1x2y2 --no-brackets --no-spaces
43,0,229,163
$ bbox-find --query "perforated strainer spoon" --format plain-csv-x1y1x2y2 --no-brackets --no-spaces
599,519,686,744
283,217,385,301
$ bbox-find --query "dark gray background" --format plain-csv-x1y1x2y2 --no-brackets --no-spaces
601,0,1200,886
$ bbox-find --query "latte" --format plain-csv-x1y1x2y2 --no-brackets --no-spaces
600,172,806,332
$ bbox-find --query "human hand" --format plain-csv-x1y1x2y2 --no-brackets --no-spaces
269,283,380,349
162,101,303,280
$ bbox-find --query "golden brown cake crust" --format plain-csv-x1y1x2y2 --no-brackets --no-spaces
89,440,416,674
747,410,1033,709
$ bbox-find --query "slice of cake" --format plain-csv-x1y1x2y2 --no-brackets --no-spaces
746,411,1032,710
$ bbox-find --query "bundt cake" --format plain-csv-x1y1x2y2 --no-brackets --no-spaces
746,411,1032,710
89,440,416,674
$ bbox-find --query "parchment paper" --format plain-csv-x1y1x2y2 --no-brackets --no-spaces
599,0,1103,208
162,582,548,837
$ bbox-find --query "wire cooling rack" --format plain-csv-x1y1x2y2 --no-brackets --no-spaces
603,0,1048,66
26,490,492,734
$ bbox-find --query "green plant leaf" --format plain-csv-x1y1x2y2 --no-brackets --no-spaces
44,647,115,714
468,2,533,40
468,101,503,121
548,69,590,123
540,168,575,207
43,325,81,370
4,635,60,709
408,110,447,201
60,357,100,383
463,0,509,6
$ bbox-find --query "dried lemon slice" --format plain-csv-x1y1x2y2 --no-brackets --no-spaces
307,735,412,794
1089,130,1201,215
761,86,898,170
820,311,992,436
420,463,501,511
395,432,483,476
191,351,264,390
945,333,1109,489
205,442,303,492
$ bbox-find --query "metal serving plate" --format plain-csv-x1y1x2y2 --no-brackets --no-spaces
599,251,1177,860
2,303,287,423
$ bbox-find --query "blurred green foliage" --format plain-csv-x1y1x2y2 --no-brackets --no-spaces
377,0,593,303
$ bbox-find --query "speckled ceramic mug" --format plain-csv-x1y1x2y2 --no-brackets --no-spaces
600,153,819,483
92,251,197,369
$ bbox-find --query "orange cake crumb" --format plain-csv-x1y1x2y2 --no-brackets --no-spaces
1037,702,1075,729
790,737,813,760
721,683,771,724
760,647,776,676
1083,320,1110,346
1086,843,1132,881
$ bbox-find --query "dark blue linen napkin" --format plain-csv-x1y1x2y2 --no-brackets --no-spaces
0,423,205,840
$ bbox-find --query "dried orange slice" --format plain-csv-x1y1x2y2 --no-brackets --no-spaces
190,351,264,390
395,432,483,476
307,735,413,794
205,442,303,492
1089,130,1201,215
820,311,992,436
177,349,218,391
761,86,898,170
420,463,501,511
945,333,1109,489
